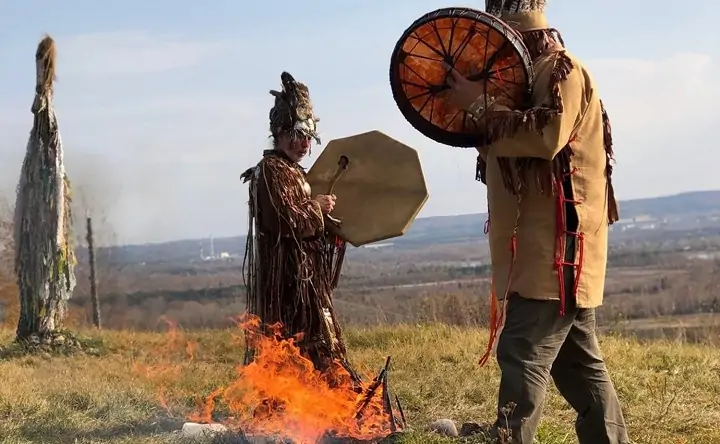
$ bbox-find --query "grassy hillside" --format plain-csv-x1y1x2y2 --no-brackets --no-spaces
0,325,718,443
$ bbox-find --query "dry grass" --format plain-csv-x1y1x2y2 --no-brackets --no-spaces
0,324,719,443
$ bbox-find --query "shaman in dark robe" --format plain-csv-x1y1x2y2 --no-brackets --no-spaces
241,72,359,384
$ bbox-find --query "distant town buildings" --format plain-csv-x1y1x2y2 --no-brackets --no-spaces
610,214,665,232
199,235,238,261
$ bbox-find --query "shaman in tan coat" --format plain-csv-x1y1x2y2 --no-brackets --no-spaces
480,11,618,312
446,1,629,443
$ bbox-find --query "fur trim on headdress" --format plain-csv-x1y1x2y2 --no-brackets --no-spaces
268,72,321,144
485,0,546,16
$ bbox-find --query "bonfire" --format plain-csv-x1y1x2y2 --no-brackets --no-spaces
183,314,405,444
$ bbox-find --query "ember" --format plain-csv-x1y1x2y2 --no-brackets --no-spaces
188,314,405,444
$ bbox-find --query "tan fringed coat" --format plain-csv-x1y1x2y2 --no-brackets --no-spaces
478,12,618,310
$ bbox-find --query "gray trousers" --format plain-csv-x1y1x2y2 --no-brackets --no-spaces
492,243,629,443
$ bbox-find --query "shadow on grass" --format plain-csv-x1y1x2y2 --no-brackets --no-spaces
16,415,186,443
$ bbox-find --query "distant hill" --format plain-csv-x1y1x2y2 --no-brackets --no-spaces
101,190,720,264
394,190,720,246
613,190,720,218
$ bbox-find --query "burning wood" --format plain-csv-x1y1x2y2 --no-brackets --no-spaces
183,314,405,444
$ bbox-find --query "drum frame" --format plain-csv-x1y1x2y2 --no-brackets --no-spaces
389,7,534,147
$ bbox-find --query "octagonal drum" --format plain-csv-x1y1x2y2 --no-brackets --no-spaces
306,130,428,247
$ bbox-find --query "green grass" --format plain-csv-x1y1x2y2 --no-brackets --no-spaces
0,324,719,443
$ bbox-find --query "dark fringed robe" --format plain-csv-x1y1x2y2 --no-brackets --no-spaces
242,150,359,383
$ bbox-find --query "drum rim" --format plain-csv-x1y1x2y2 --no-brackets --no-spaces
389,7,534,148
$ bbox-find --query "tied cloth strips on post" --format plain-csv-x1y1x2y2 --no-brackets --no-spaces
14,35,77,339
326,155,349,289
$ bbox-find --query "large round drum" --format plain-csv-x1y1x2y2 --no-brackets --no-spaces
389,7,534,147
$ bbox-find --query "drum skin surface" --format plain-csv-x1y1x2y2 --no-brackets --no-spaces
306,131,428,247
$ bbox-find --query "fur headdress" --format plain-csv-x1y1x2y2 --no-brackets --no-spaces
485,0,546,16
485,0,556,49
268,72,321,144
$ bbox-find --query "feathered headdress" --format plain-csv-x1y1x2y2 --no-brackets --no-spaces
268,72,321,144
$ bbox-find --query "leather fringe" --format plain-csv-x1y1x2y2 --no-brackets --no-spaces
489,50,575,197
600,100,620,223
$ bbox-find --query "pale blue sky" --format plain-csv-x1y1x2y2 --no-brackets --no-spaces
0,0,717,244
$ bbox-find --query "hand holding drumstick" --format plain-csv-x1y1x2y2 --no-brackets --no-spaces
314,194,336,214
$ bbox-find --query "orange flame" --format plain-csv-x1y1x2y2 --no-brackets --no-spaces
189,313,397,443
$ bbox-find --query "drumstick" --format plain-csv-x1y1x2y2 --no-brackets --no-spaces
328,157,349,288
327,155,349,195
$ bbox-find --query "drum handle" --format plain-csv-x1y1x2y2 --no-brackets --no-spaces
327,155,349,195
